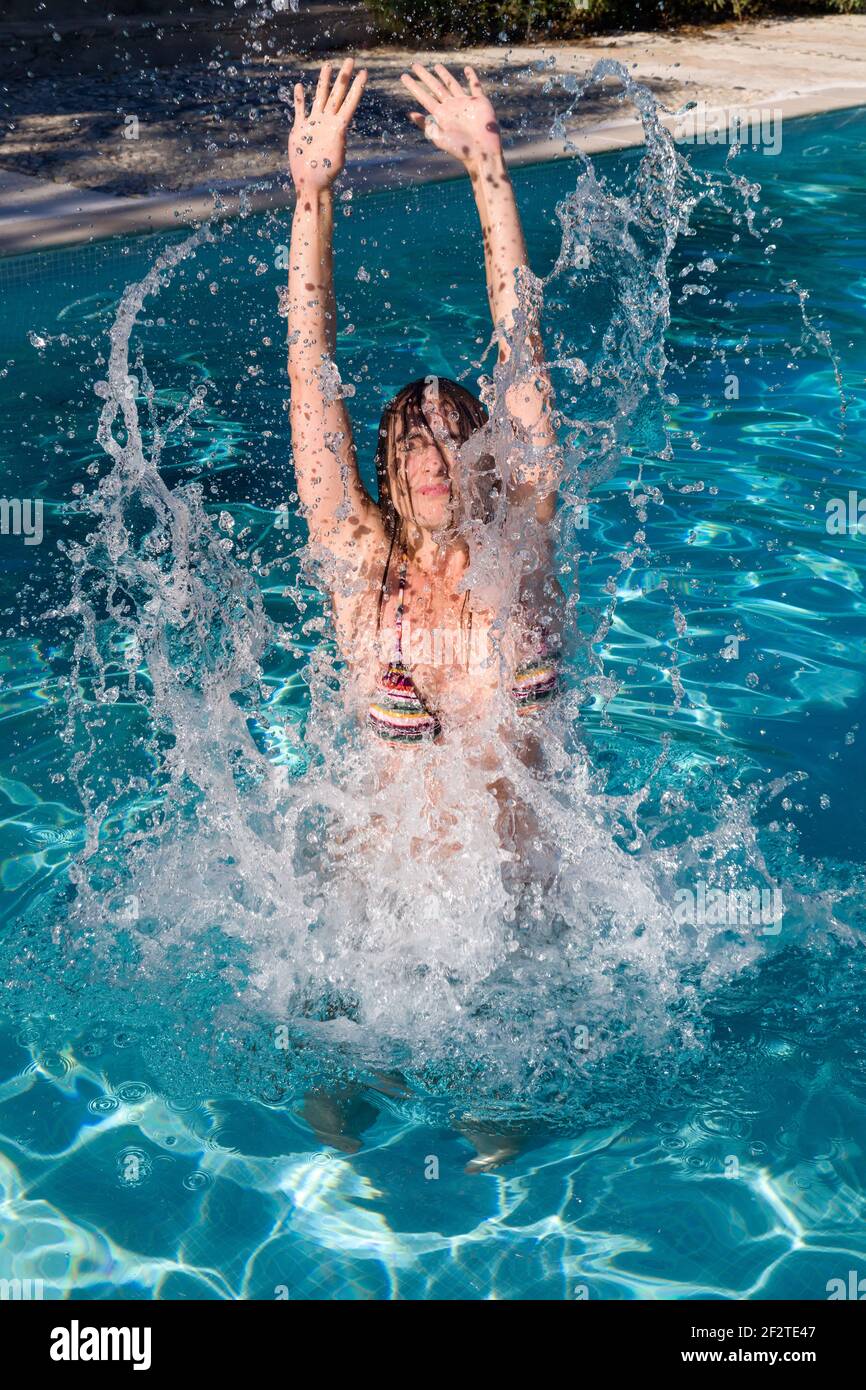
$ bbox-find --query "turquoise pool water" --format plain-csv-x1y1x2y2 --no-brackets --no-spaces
1,101,865,1301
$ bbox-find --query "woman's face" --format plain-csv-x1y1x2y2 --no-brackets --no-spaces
390,396,464,532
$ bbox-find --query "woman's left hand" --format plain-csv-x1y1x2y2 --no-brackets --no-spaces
400,63,502,168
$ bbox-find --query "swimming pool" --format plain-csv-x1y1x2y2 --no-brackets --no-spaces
1,99,865,1302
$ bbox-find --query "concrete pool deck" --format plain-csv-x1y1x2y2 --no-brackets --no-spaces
1,14,864,257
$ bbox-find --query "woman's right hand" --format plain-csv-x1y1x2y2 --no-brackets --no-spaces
290,57,367,194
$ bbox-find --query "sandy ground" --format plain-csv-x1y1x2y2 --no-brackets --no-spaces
1,14,864,254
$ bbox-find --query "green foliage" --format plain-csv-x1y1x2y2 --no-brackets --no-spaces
366,0,865,46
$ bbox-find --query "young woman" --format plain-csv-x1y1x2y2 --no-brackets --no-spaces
287,59,566,1166
287,57,562,759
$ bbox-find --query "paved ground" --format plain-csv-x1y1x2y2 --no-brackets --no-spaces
1,14,864,254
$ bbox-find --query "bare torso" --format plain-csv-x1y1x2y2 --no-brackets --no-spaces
330,541,512,733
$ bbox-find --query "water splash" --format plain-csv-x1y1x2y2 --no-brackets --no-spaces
16,62,855,1126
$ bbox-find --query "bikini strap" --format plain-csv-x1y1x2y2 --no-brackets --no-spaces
394,549,409,661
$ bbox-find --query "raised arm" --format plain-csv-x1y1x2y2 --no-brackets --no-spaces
400,62,560,521
287,59,383,562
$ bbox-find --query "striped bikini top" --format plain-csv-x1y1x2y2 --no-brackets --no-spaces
367,550,559,745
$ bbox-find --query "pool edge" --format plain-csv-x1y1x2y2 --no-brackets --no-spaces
0,84,864,260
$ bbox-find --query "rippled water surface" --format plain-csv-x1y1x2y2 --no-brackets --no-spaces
1,101,865,1300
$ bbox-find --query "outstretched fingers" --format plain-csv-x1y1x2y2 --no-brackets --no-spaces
326,57,355,113
433,63,464,98
340,67,367,124
400,71,439,116
297,59,365,126
410,62,450,102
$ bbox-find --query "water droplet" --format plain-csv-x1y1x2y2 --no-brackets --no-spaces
88,1095,120,1115
182,1170,213,1192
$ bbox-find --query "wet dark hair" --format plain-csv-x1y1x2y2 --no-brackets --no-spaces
373,377,488,635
